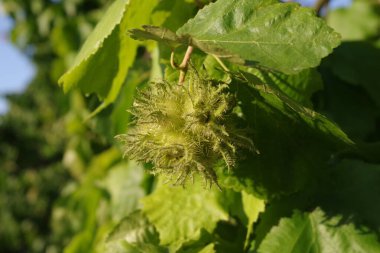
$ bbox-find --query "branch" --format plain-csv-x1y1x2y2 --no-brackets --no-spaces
194,0,205,9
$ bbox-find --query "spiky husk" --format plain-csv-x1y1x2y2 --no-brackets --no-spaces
116,70,257,188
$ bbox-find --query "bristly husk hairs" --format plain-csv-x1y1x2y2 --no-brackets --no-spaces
116,67,259,189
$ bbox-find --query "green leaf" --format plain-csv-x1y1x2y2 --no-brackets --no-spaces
129,25,184,48
250,192,314,251
327,0,380,41
60,148,121,253
216,73,354,197
151,0,198,31
324,41,380,107
130,0,198,47
318,159,380,231
213,219,247,253
176,0,341,74
64,229,97,253
316,71,378,140
99,161,146,221
249,158,380,251
242,191,265,248
59,0,128,94
245,68,323,108
141,178,229,248
257,208,380,253
59,0,158,115
50,21,80,57
105,211,167,253
110,68,149,136
198,244,215,253
179,243,216,253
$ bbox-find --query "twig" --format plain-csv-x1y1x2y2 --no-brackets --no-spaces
179,46,194,69
171,46,194,85
170,51,178,69
194,0,206,9
314,0,330,16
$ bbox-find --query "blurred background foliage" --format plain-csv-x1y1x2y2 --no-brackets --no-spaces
0,0,114,252
0,0,204,252
0,0,380,252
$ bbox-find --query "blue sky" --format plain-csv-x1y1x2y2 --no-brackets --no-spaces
0,9,35,114
294,0,351,8
0,0,352,114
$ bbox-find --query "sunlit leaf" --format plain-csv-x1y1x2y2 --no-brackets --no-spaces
59,0,159,116
257,208,380,253
142,178,229,247
105,211,167,253
242,191,265,248
177,0,341,74
100,161,146,221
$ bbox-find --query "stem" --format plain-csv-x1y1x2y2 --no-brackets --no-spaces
178,70,186,85
177,46,194,85
179,46,194,69
314,0,330,16
212,54,229,72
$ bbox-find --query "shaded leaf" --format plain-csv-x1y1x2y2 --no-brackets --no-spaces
318,159,380,232
151,0,198,31
216,73,353,197
245,68,323,107
317,70,379,140
324,41,380,107
148,0,199,65
213,219,247,253
179,243,216,253
129,25,185,48
110,68,150,136
130,0,198,47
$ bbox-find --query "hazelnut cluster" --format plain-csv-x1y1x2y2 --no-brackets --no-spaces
117,70,257,188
